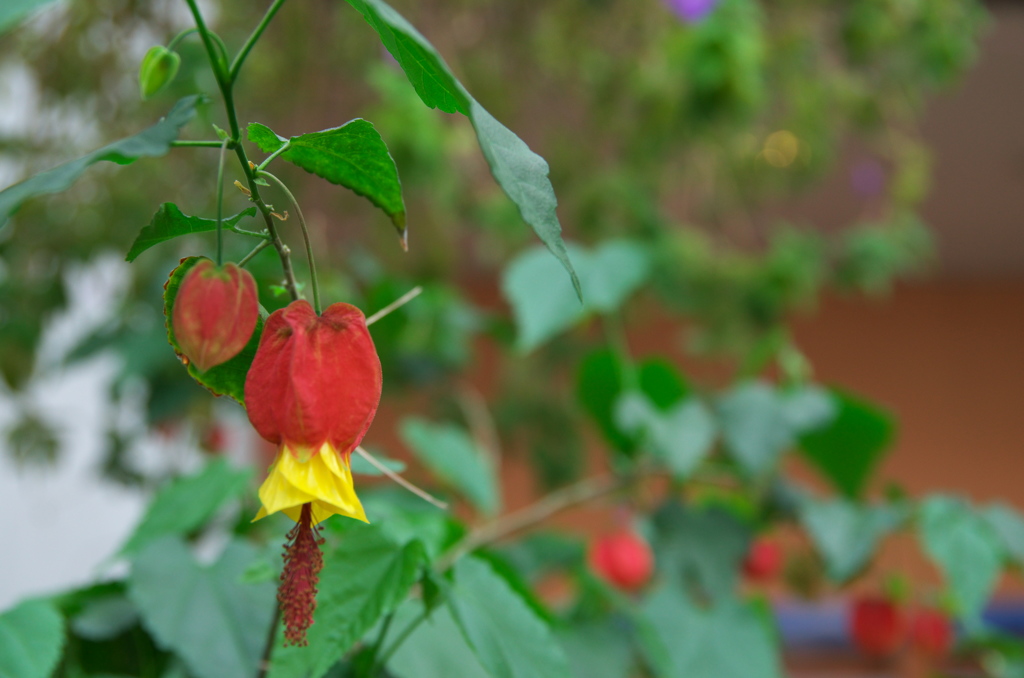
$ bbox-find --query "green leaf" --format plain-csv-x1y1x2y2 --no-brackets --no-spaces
268,523,425,678
984,503,1024,564
163,256,265,404
799,499,904,582
127,203,259,262
717,381,794,476
0,96,200,228
343,0,580,297
651,501,751,603
0,0,59,34
779,385,836,433
70,594,139,641
448,557,571,678
798,390,894,499
0,599,64,678
399,417,500,515
128,537,276,678
641,584,781,678
558,621,634,678
502,240,650,352
616,393,717,479
247,121,406,242
120,458,253,555
918,495,1004,622
388,602,490,678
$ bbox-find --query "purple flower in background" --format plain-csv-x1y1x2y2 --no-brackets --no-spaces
665,0,719,23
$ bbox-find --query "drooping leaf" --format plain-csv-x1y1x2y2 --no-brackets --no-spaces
121,458,254,555
388,602,490,678
798,390,895,499
448,557,571,678
717,381,794,476
163,256,265,404
0,96,200,227
799,498,905,582
502,240,650,352
616,393,717,479
0,0,60,35
0,599,64,678
126,203,259,262
651,501,751,603
343,0,580,296
919,496,1004,622
247,121,406,241
641,584,781,678
983,503,1024,564
268,523,425,678
128,537,276,678
400,417,500,515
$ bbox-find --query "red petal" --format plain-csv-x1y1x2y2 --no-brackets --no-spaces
244,300,382,453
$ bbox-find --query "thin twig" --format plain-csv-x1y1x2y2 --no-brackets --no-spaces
239,240,272,268
365,286,423,326
170,139,229,148
354,446,448,510
435,473,631,572
259,170,320,313
230,0,288,83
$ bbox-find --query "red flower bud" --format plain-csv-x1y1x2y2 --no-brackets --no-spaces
742,537,783,583
850,595,905,657
171,259,259,372
909,608,954,659
245,300,382,524
589,529,655,591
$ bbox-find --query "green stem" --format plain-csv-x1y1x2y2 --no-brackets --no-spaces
215,138,229,266
171,139,232,148
258,170,320,313
230,0,288,84
239,240,272,267
363,611,395,677
165,27,198,51
375,610,429,672
256,607,281,678
184,0,300,301
256,140,291,171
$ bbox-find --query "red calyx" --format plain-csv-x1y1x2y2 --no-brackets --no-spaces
244,300,382,454
742,537,783,582
910,607,954,658
589,529,655,592
172,259,259,373
850,594,906,657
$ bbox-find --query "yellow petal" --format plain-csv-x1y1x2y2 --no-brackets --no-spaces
252,445,368,524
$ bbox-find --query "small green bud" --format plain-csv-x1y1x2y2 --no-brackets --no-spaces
138,45,181,100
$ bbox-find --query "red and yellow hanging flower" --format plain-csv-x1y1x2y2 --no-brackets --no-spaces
244,299,382,644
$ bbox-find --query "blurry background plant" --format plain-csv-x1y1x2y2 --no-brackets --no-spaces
3,0,1024,677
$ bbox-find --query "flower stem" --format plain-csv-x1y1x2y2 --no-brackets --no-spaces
239,240,272,268
165,27,198,52
215,138,229,266
258,170,320,314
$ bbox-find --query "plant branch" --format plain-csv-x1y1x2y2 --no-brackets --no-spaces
239,240,272,268
256,606,281,678
229,0,288,84
435,472,634,572
184,0,300,301
259,170,320,313
257,140,291,171
215,138,229,265
355,446,448,510
365,286,423,326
